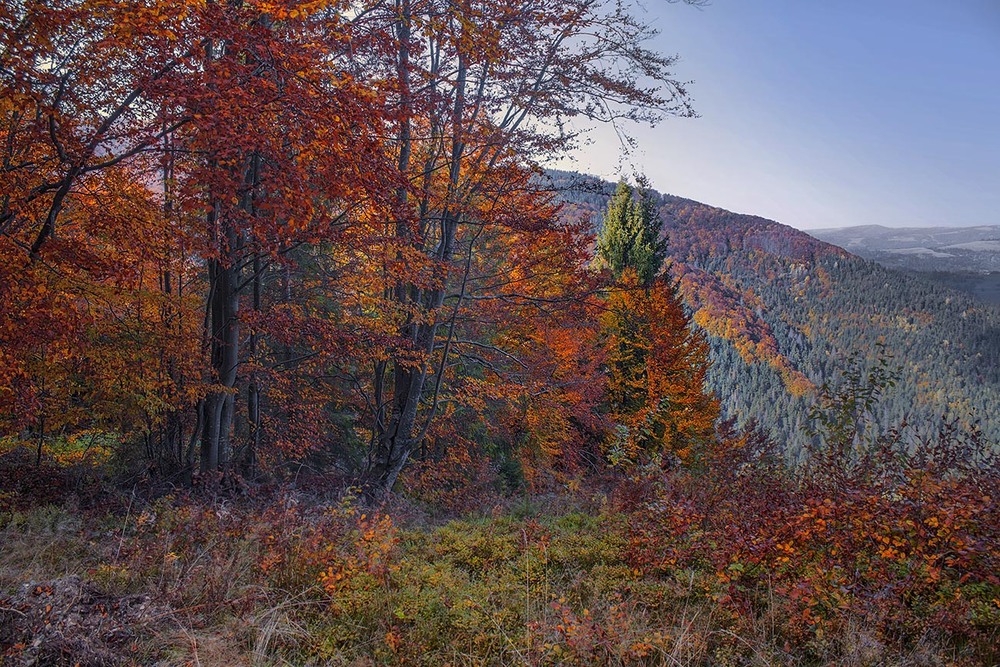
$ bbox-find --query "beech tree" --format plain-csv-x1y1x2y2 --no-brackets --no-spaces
0,1,393,473
172,1,391,473
602,270,719,464
0,1,206,456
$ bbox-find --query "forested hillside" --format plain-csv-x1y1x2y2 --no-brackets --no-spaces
549,171,1000,456
808,224,1000,305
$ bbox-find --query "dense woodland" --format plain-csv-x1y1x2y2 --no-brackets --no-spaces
0,0,706,489
1,1,998,665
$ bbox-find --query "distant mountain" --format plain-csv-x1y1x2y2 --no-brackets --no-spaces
807,225,1000,304
807,223,1000,260
546,171,1000,455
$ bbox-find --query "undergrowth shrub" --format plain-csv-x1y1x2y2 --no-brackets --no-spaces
2,356,996,666
625,413,1000,665
401,437,501,514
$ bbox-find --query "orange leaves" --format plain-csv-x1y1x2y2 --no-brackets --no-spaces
601,270,719,465
254,0,340,22
318,511,399,612
625,436,1000,653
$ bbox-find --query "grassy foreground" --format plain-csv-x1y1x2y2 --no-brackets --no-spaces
1,444,998,666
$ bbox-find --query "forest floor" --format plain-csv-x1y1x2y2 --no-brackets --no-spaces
1,446,998,666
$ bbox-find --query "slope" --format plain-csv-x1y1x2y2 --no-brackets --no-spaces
808,224,1000,304
547,171,1000,455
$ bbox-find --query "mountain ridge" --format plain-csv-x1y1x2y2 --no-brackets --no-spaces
546,170,1000,452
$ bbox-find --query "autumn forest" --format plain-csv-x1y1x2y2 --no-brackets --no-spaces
1,1,998,665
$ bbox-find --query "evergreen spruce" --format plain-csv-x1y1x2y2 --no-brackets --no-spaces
596,177,668,287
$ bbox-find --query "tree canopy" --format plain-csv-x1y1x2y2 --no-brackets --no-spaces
0,0,708,492
595,178,668,287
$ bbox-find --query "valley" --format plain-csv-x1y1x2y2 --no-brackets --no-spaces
809,224,1000,304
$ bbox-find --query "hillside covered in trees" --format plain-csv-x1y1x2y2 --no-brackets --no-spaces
549,171,1000,457
1,2,998,665
807,224,1000,305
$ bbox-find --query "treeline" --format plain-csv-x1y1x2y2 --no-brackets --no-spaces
549,170,1000,456
0,0,717,491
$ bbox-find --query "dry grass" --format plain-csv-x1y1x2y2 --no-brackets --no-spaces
0,488,993,666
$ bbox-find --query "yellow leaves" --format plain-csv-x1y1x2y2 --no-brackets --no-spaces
775,541,795,564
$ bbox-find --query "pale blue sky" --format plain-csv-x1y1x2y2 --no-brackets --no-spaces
557,0,1000,229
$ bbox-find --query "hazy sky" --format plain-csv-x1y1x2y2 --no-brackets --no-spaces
554,0,1000,230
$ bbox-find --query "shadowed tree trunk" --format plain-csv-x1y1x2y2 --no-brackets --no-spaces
366,4,467,493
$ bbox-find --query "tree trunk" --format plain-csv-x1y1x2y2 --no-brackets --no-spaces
367,31,467,493
200,204,241,473
246,251,262,478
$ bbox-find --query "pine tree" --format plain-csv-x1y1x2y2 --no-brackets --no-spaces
595,178,668,287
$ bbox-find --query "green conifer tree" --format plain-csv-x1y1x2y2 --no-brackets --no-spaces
595,177,667,286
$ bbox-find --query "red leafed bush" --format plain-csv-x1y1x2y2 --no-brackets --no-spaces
625,418,1000,661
